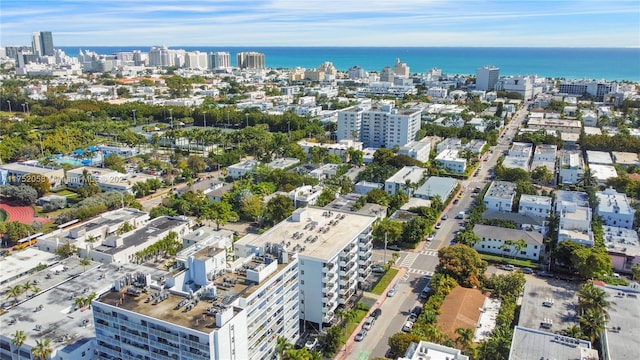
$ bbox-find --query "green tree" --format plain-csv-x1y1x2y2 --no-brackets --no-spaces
20,173,51,197
372,218,403,246
263,195,294,227
579,308,607,344
477,326,512,360
5,284,24,305
530,166,554,185
276,336,292,359
455,327,475,354
322,326,344,356
577,282,613,316
187,155,207,174
437,244,487,288
239,194,262,222
11,330,26,360
388,332,420,357
207,201,239,230
79,257,91,272
632,263,640,281
571,247,613,279
366,188,391,207
31,338,53,360
315,188,335,207
558,324,584,340
55,240,78,258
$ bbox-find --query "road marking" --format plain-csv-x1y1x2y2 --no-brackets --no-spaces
420,250,438,257
401,273,410,282
352,350,369,360
407,269,435,276
399,253,418,268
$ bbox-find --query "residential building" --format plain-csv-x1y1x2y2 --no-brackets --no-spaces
354,181,383,195
476,65,499,91
399,140,431,163
494,75,534,100
465,139,488,154
602,225,640,274
209,51,230,69
612,151,640,167
297,139,363,162
473,225,544,260
426,87,448,99
236,51,265,69
234,207,377,329
308,163,341,181
347,65,366,80
227,159,259,179
0,247,58,286
527,118,582,134
483,181,517,212
384,166,428,196
581,109,598,127
289,185,325,207
594,282,640,360
589,164,618,185
399,341,469,360
559,79,618,97
414,176,458,201
586,150,613,165
182,226,234,249
596,187,635,229
435,149,466,174
532,144,557,162
436,138,462,153
66,166,158,194
558,150,585,185
266,157,300,171
509,142,534,158
556,190,594,247
380,66,394,82
0,162,65,188
336,104,369,142
518,195,552,218
508,326,597,360
393,58,410,78
32,31,54,56
94,242,300,360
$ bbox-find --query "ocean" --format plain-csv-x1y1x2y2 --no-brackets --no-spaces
58,46,640,81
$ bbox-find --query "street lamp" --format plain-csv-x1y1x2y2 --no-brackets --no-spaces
38,133,44,158
6,100,11,113
245,114,249,128
132,109,137,124
21,103,26,113
203,111,207,128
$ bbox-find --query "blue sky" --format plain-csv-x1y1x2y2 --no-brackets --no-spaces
1,0,639,47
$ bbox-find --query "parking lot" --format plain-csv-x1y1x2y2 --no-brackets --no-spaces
518,274,580,332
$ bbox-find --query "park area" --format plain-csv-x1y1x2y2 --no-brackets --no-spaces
0,200,52,227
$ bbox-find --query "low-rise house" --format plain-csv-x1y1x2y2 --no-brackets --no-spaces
227,159,258,179
436,138,462,153
558,150,584,185
266,157,300,171
556,190,594,247
473,224,544,261
581,109,598,127
612,151,640,167
384,166,427,196
518,195,552,218
399,341,469,360
589,164,618,185
586,150,613,165
399,140,431,163
596,187,635,229
354,181,383,195
414,176,458,201
435,149,466,174
0,162,65,188
602,225,640,274
483,181,517,212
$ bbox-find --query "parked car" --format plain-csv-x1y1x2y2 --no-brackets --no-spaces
355,329,367,342
441,213,448,220
536,270,554,278
408,313,418,322
371,308,382,320
453,199,459,204
387,244,402,251
411,305,422,316
372,264,386,273
305,338,318,351
363,316,375,330
402,321,414,332
520,267,534,274
435,222,442,229
500,264,515,271
426,232,436,241
387,288,397,297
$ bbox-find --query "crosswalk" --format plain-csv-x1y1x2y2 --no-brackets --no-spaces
398,253,418,268
407,268,435,276
420,249,438,257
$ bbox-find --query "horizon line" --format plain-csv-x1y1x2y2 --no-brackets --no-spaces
54,45,640,49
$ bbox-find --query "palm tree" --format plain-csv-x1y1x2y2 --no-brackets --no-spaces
558,324,584,339
5,284,24,305
455,327,474,352
579,308,607,344
85,235,98,248
343,308,358,336
31,338,52,360
275,336,292,359
577,168,597,188
85,292,97,309
74,296,86,310
79,258,91,272
11,330,26,360
391,252,399,264
577,282,613,316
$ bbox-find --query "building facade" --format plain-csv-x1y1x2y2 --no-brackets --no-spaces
483,181,517,212
236,52,265,69
476,65,500,91
473,224,544,261
596,187,635,229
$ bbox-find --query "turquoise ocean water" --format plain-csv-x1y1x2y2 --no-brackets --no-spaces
59,47,640,81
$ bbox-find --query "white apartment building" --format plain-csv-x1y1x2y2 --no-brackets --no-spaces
518,195,552,218
393,58,410,78
558,150,585,185
483,181,517,212
209,52,230,69
384,166,428,196
426,87,448,99
473,224,544,261
559,80,618,97
337,103,421,148
227,160,259,179
527,118,582,134
435,149,466,174
289,185,325,207
476,65,500,91
581,110,598,127
533,144,557,162
556,190,594,247
185,51,208,69
234,207,376,330
399,341,469,360
298,139,363,162
509,142,534,158
66,166,158,194
354,181,384,195
94,243,300,360
399,140,432,163
266,157,300,171
236,52,265,69
495,75,534,100
0,162,65,188
596,187,635,229
436,138,462,153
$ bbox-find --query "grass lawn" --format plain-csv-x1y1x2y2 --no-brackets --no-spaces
52,189,76,196
344,308,369,338
480,253,539,268
371,268,399,295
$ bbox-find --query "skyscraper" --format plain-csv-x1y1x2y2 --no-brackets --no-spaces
476,65,500,91
32,31,54,56
236,52,265,69
209,52,231,69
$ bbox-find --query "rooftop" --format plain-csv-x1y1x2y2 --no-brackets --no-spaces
534,144,557,155
612,151,640,166
596,283,640,360
400,341,469,360
560,150,584,169
267,157,300,170
235,207,376,261
94,216,189,255
589,164,618,182
586,150,614,165
386,166,427,184
229,159,258,170
503,156,531,171
555,190,590,209
435,149,463,161
437,286,486,340
473,224,543,246
415,176,458,199
0,248,58,286
602,226,640,257
520,194,552,206
485,181,517,200
509,142,533,156
596,188,634,216
0,162,62,174
0,258,166,351
509,326,596,360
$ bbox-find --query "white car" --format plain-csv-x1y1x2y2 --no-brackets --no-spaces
402,321,414,332
304,338,317,351
355,329,367,342
387,288,397,297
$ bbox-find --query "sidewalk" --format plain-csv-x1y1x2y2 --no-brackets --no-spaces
335,267,407,360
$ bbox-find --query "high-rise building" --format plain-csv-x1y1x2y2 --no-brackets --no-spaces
476,65,500,91
236,52,265,69
380,66,394,82
32,31,54,56
393,58,410,78
185,50,208,69
338,102,422,148
209,52,231,69
347,65,366,80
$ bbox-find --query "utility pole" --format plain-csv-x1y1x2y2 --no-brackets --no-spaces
132,109,136,124
203,111,207,129
384,233,388,265
6,100,11,113
245,114,249,128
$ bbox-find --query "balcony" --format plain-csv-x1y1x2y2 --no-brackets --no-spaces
323,263,335,273
323,272,335,282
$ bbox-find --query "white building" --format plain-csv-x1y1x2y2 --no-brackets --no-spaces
518,195,552,218
399,140,431,163
436,138,462,153
435,149,466,174
66,166,158,194
354,181,384,195
209,51,230,69
234,207,376,329
266,157,300,171
483,181,517,212
589,164,618,185
227,159,258,179
336,104,369,142
473,224,544,261
181,226,234,249
384,166,428,196
586,150,613,165
533,144,557,162
581,109,598,127
558,150,585,185
509,142,534,158
289,185,325,207
476,65,499,91
556,190,594,247
602,225,640,274
426,87,448,99
0,162,65,188
399,341,469,360
297,139,363,162
596,188,635,229
495,75,534,100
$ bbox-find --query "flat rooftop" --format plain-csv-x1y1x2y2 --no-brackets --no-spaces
503,156,531,171
0,162,62,174
555,190,590,209
611,151,639,166
560,150,584,168
0,258,166,350
509,326,595,360
485,181,516,200
94,216,188,255
0,248,58,286
518,281,579,333
597,283,640,360
520,194,552,206
590,164,618,182
235,207,376,261
586,150,613,165
603,225,640,257
386,166,427,184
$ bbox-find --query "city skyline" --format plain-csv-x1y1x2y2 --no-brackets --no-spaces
1,0,639,48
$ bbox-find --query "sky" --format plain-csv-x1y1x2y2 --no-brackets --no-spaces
1,0,639,47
